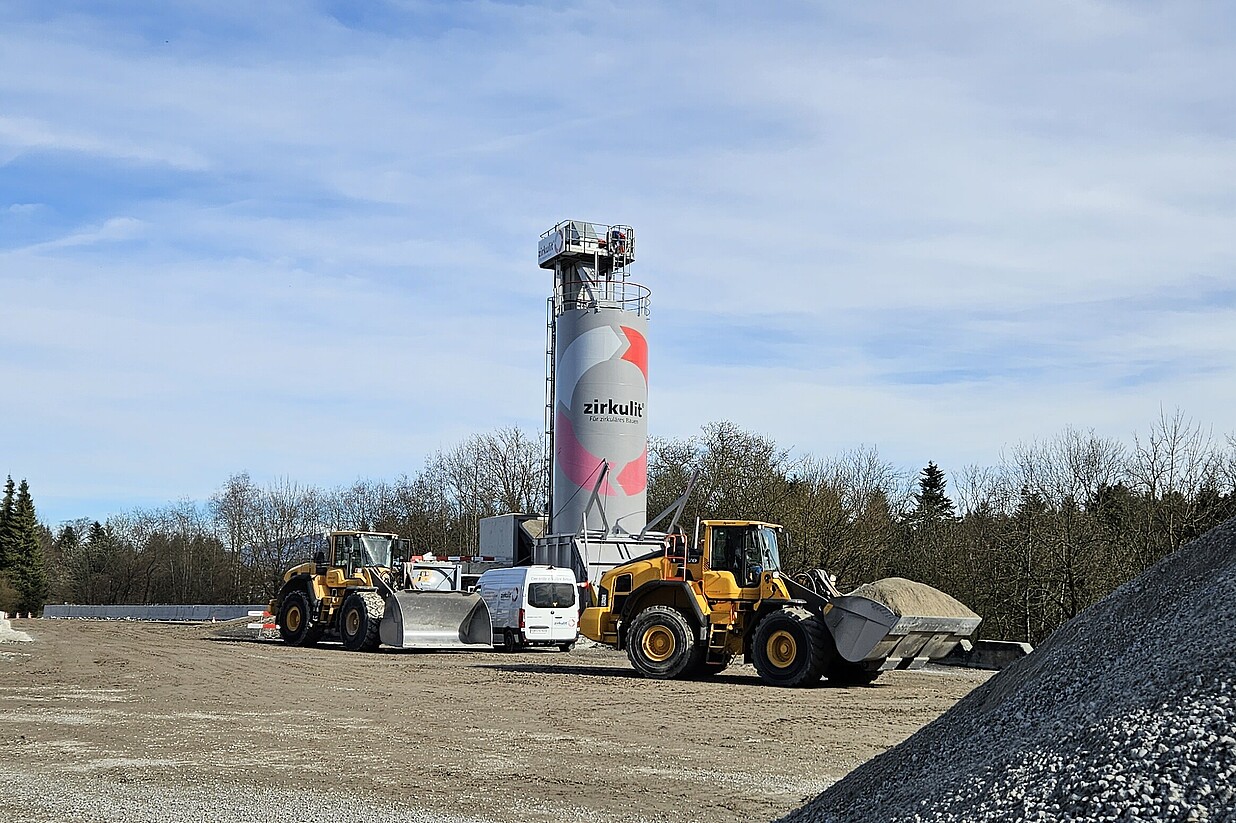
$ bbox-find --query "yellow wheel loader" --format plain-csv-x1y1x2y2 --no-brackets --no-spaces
270,531,492,652
579,520,980,687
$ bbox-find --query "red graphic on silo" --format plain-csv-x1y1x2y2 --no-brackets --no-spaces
555,409,620,495
620,326,648,382
616,448,648,495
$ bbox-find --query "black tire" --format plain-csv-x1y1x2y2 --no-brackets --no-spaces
339,592,385,652
826,659,882,686
751,607,829,687
277,590,319,647
503,630,519,653
558,641,576,652
626,605,703,680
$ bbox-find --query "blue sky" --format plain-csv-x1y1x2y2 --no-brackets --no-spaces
2,1,1234,525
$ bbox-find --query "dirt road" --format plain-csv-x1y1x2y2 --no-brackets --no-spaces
0,620,989,823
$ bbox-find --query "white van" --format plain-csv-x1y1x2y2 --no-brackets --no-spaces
476,565,579,652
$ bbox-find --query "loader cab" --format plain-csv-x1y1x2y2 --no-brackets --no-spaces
329,532,398,569
699,521,783,595
322,531,401,587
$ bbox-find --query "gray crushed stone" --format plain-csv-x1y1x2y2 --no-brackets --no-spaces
778,519,1236,823
0,769,500,823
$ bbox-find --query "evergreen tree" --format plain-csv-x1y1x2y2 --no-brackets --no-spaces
81,521,119,604
908,462,956,523
51,524,81,603
87,520,108,548
56,524,79,558
9,480,48,613
0,475,15,572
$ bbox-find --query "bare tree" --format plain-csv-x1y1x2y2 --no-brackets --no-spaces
324,478,387,533
248,478,324,597
1128,409,1226,564
482,426,544,514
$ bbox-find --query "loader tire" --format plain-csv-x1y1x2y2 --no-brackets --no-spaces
277,590,319,647
626,605,703,680
340,592,385,652
752,607,828,688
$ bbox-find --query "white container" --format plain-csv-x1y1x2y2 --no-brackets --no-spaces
477,565,579,651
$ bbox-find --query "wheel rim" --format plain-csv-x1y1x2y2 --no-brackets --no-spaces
286,605,302,633
641,625,676,662
345,608,361,636
766,629,798,668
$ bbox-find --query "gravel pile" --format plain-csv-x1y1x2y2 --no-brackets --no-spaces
780,519,1236,823
848,578,979,619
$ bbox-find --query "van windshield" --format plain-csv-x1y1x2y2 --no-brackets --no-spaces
528,582,576,609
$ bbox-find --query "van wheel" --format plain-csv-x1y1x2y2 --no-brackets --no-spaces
503,630,519,653
558,641,575,652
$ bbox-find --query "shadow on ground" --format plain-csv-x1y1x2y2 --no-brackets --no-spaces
476,661,767,685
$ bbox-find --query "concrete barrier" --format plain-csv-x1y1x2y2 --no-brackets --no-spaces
939,639,1034,670
42,604,269,622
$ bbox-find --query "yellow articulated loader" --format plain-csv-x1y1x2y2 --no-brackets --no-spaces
579,520,980,686
270,530,492,652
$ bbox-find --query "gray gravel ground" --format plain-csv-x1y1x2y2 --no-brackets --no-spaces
0,617,991,823
779,518,1236,823
0,771,500,823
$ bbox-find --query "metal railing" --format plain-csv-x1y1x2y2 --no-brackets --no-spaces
539,221,636,270
552,280,650,316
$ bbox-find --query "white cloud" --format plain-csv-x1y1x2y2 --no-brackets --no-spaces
0,116,208,170
1,1,1234,523
22,217,147,251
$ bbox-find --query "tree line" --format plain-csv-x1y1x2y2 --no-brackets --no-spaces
0,477,49,614
7,412,1236,643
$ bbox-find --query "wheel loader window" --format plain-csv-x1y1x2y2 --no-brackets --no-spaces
757,527,783,573
334,536,354,570
357,535,393,568
741,530,764,587
709,527,745,578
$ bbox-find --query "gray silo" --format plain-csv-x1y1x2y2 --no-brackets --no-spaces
538,220,649,536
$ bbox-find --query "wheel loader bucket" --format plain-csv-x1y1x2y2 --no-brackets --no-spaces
822,579,981,671
378,591,493,650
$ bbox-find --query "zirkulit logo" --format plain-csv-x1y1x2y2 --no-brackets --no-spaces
583,399,645,418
